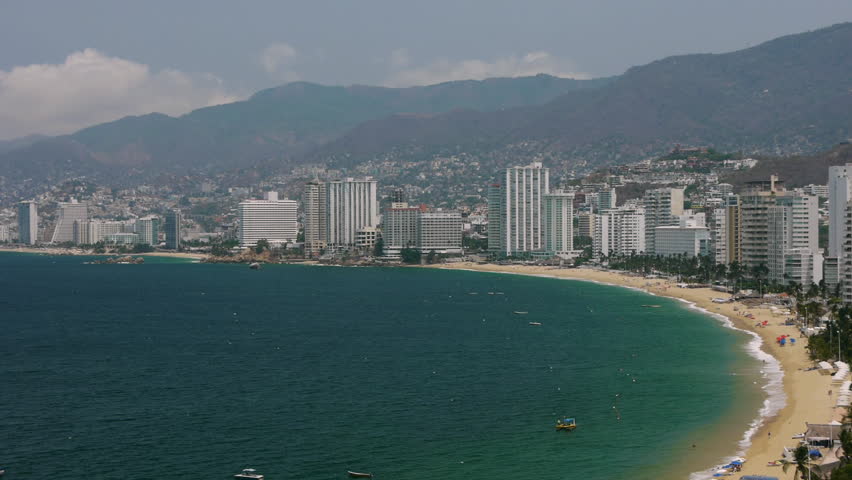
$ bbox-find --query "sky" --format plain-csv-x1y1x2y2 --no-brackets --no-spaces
1,0,852,141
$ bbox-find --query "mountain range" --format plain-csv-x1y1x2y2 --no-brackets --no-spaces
2,22,852,203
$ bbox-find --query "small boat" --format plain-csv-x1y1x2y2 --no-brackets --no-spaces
792,433,805,439
249,262,262,270
347,471,373,478
641,304,661,308
513,311,528,315
234,468,264,479
529,322,542,326
767,461,782,466
556,417,576,431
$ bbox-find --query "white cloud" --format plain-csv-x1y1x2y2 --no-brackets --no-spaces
0,49,239,140
259,42,301,82
384,51,590,87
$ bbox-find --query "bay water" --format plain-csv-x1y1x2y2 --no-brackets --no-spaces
0,254,764,479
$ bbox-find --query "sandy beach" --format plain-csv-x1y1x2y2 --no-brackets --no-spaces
432,262,840,479
0,246,207,260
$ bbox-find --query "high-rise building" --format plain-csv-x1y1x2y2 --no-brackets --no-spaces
713,202,742,266
741,176,819,285
418,211,462,254
164,210,182,250
383,203,421,256
487,162,550,256
842,203,852,304
17,200,38,245
642,188,684,254
577,213,596,239
136,216,160,245
325,178,379,250
303,180,327,257
543,190,575,258
655,226,711,257
595,188,617,213
829,164,852,258
238,192,298,247
0,225,10,243
593,205,646,258
51,199,87,243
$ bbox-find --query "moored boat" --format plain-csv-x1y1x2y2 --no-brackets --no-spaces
555,417,576,430
529,322,542,326
235,468,264,479
347,471,373,478
513,311,528,315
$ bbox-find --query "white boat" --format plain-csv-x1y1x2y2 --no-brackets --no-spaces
513,311,528,315
235,468,264,479
529,322,542,326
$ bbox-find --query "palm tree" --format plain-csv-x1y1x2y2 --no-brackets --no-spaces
793,444,814,479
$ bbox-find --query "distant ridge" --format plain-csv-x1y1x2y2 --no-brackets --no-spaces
2,22,852,204
314,22,852,168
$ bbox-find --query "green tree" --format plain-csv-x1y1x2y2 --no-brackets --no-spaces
840,429,852,461
131,243,155,253
255,239,270,254
400,248,421,264
832,464,852,480
793,444,812,480
373,237,384,257
426,249,437,264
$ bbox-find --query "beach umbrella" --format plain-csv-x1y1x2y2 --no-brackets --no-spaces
730,460,743,465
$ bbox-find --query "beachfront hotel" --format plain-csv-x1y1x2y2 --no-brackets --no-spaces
238,191,298,248
303,177,379,253
487,161,550,256
642,187,684,254
593,205,646,258
303,180,327,257
543,190,575,258
136,216,160,246
51,198,88,243
164,209,182,250
17,200,38,245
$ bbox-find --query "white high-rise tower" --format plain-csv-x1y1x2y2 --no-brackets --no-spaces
51,199,87,243
487,162,550,256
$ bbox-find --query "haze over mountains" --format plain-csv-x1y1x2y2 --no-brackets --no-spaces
2,22,852,199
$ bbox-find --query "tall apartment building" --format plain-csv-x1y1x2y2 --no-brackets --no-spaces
51,199,87,243
543,190,575,258
136,216,160,245
654,226,711,257
593,205,646,258
829,164,852,258
72,220,127,245
0,225,10,243
383,203,421,255
596,188,617,213
741,176,819,285
487,162,549,256
418,211,462,254
302,178,379,255
238,192,298,247
164,210,182,250
577,213,596,239
713,202,742,266
17,200,38,245
303,180,327,257
642,188,684,254
324,178,379,250
842,204,852,304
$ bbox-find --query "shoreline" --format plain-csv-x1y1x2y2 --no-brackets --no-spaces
428,262,838,479
0,246,207,260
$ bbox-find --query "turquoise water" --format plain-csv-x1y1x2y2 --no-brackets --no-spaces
0,254,761,479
